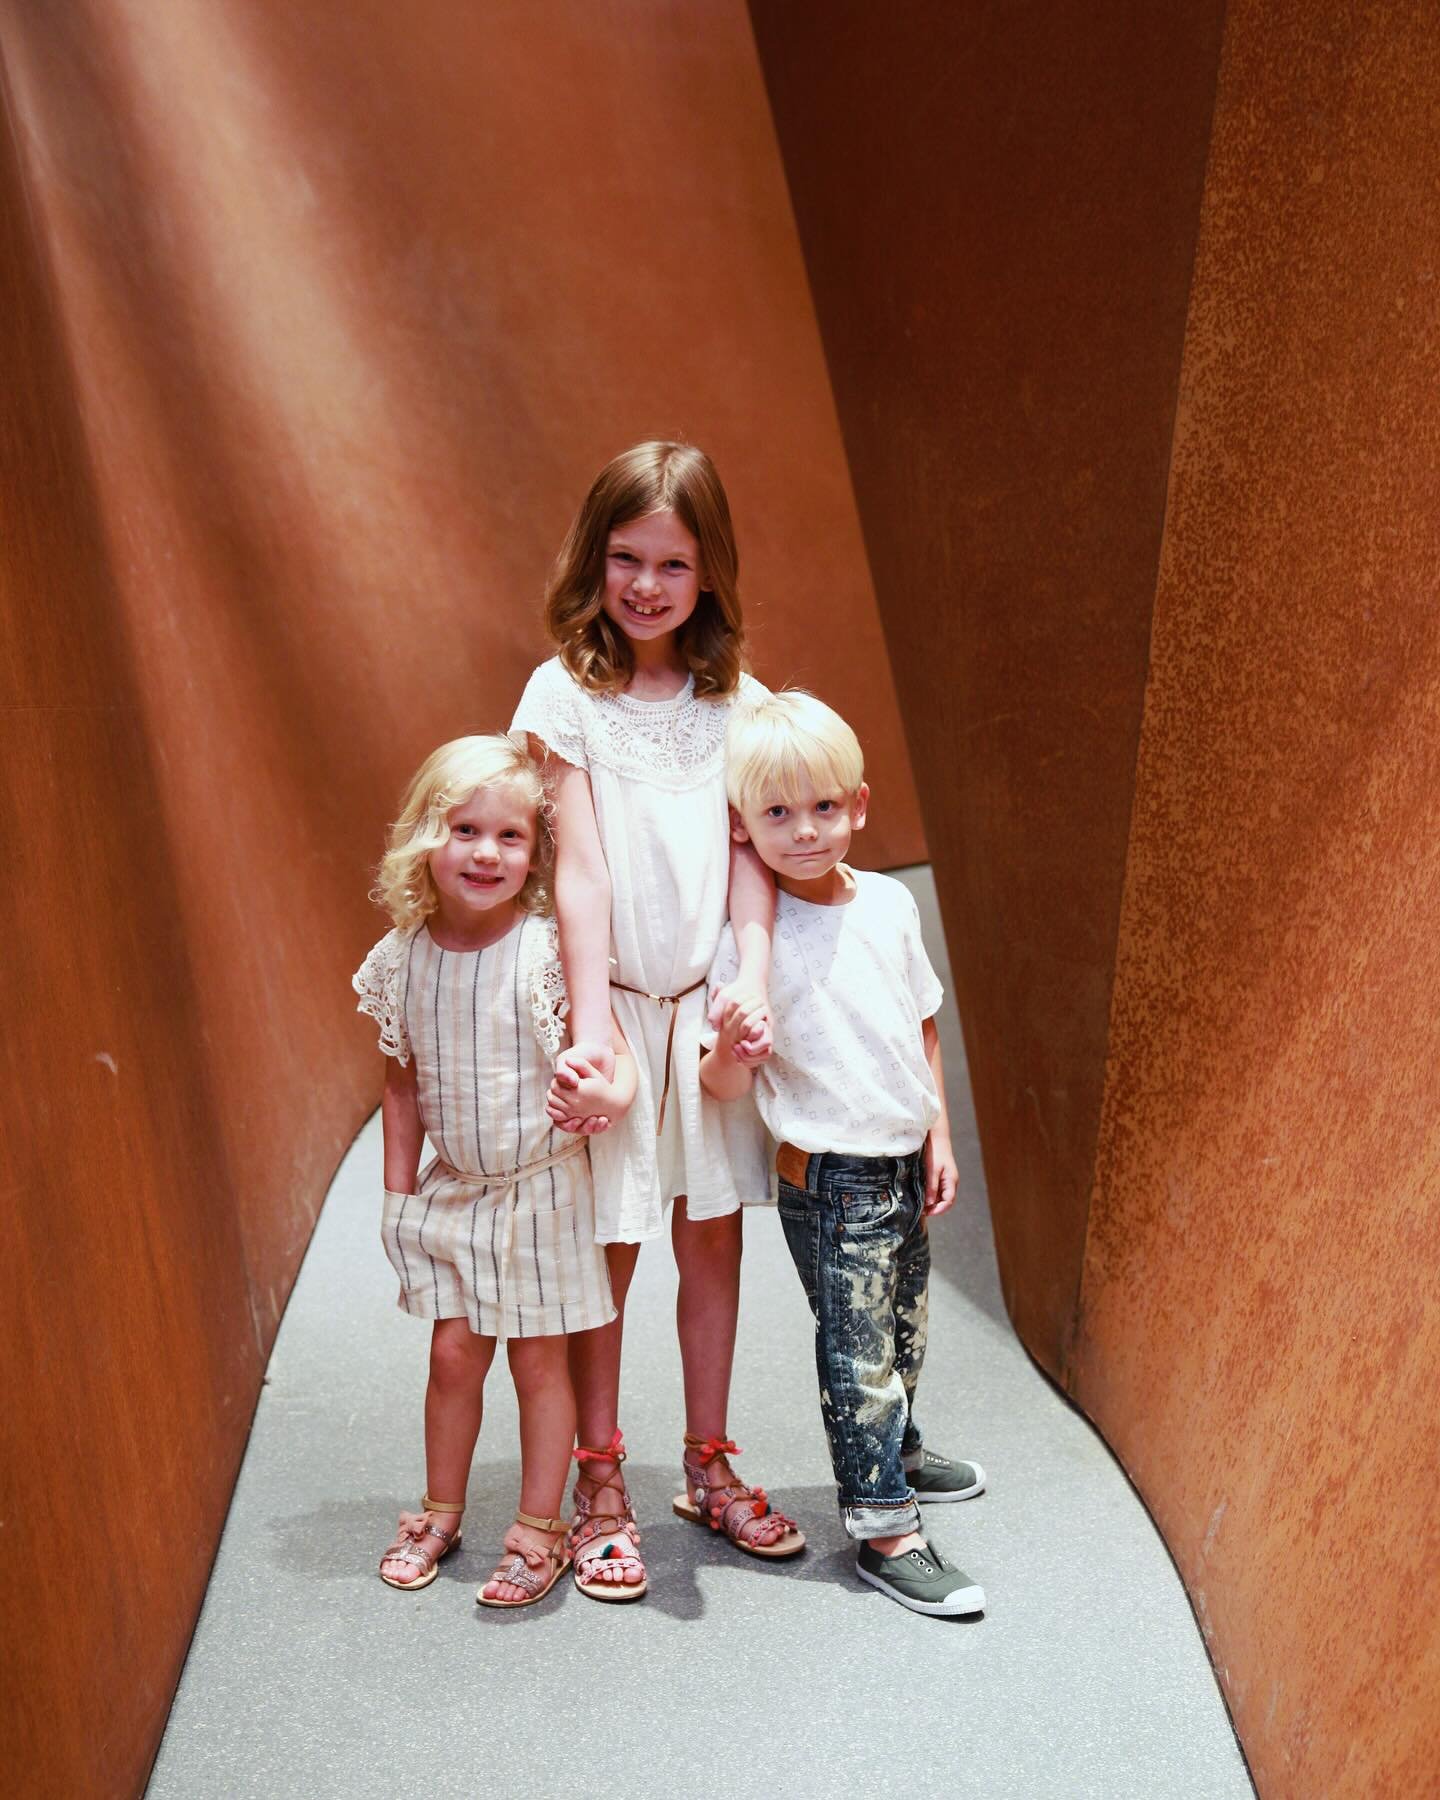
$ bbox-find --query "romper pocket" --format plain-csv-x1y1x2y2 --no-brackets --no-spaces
381,1189,423,1289
507,1202,584,1321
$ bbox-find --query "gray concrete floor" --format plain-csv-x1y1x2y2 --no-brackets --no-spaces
149,869,1253,1800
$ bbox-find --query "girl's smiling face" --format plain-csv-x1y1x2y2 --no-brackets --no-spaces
427,782,536,933
601,509,703,644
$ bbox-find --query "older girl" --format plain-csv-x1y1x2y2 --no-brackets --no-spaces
353,735,631,1607
512,442,805,1601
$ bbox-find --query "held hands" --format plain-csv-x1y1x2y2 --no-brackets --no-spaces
707,978,773,1064
547,1039,627,1136
923,1131,959,1218
546,1058,620,1135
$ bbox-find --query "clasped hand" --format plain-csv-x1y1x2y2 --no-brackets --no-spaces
546,1039,622,1135
706,976,773,1065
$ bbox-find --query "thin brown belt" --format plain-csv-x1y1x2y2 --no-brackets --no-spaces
610,976,706,1137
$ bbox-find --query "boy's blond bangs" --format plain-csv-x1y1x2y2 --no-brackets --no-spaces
725,691,865,814
374,734,553,929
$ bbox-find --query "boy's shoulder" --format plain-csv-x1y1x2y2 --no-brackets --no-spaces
775,868,917,932
770,871,920,990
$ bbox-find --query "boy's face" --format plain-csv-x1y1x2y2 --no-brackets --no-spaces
733,777,869,895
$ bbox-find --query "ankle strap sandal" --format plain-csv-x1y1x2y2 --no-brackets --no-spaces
673,1434,806,1560
569,1429,648,1603
378,1495,466,1591
476,1510,571,1609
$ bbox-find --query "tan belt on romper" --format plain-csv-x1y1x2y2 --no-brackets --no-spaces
609,976,706,1137
433,1136,588,1326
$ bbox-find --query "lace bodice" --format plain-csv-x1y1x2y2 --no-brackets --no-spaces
512,657,766,792
353,915,568,1065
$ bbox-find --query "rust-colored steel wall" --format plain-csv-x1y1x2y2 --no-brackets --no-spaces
1075,5,1440,1792
0,3,918,1792
752,0,1440,1792
748,0,1226,1372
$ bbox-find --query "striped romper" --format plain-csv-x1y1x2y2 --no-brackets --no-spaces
353,911,614,1340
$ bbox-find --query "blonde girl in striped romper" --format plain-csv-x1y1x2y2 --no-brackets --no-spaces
354,734,632,1608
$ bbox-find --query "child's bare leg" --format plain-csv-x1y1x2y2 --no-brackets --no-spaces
673,1199,741,1433
672,1201,793,1548
566,1242,645,1590
568,1241,641,1448
381,1318,494,1585
481,1336,576,1602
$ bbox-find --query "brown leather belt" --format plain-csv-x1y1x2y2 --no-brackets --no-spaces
775,1141,812,1189
610,976,706,1137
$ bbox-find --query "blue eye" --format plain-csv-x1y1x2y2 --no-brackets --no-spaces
816,800,835,814
766,806,787,819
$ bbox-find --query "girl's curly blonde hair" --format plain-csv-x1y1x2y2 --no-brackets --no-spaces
374,734,553,929
545,440,746,698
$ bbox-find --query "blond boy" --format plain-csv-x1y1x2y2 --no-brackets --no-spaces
700,691,986,1616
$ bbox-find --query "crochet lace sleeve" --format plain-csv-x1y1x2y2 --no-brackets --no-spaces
352,928,413,1065
510,658,588,770
527,916,570,1062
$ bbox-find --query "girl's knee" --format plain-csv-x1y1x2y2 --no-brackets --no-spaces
507,1334,571,1394
674,1204,742,1269
429,1321,494,1389
604,1241,641,1306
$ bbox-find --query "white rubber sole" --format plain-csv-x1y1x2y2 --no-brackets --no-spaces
911,1460,986,1504
857,1561,986,1616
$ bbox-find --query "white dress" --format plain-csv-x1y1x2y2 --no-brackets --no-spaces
512,656,772,1241
353,910,614,1338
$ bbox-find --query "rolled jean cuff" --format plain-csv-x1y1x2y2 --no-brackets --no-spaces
842,1497,922,1541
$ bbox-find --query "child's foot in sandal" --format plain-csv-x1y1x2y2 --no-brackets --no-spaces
378,1494,465,1589
476,1511,570,1608
674,1435,805,1558
570,1430,648,1601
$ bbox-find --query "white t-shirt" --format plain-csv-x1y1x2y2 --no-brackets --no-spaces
707,868,945,1156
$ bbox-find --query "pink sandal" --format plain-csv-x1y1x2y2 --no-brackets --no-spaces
476,1511,570,1609
378,1494,465,1590
568,1430,648,1603
673,1434,806,1559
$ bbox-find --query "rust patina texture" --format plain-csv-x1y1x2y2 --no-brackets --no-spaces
748,0,1226,1372
0,4,916,1792
754,0,1440,1790
1076,4,1440,1790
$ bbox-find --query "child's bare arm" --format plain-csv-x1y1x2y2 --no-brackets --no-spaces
699,1001,762,1102
540,743,615,1081
920,1015,958,1217
381,1053,425,1193
712,836,775,1063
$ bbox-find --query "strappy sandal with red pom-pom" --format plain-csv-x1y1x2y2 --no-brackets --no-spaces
673,1434,806,1559
569,1430,648,1603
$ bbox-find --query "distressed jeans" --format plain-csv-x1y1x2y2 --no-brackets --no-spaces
777,1146,929,1540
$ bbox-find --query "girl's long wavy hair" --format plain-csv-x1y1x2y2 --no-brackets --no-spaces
373,735,553,930
545,441,746,698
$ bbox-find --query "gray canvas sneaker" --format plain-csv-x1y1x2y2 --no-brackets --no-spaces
907,1449,986,1503
855,1538,986,1616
